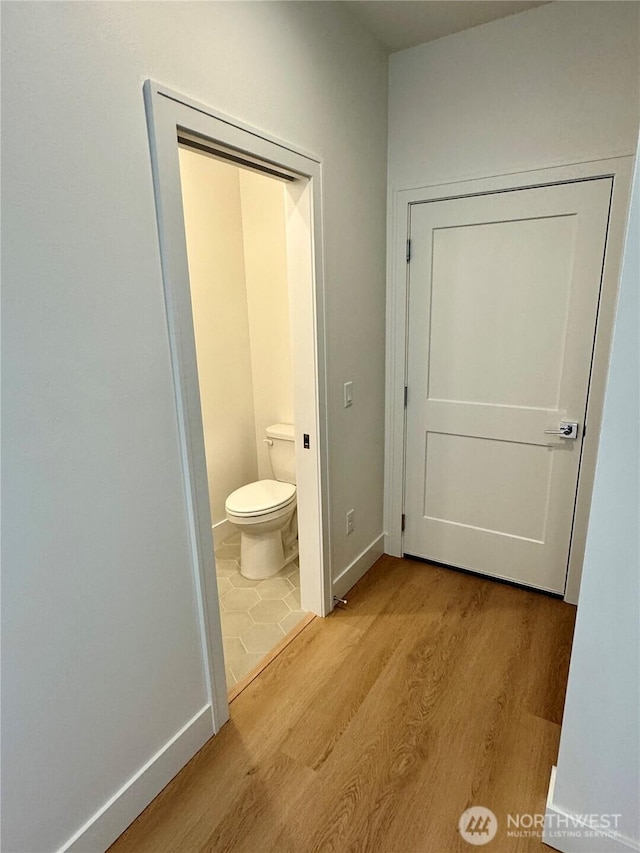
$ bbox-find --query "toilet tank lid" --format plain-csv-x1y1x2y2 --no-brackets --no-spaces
266,423,295,441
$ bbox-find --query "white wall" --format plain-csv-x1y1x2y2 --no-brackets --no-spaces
239,170,294,480
178,148,259,526
545,140,640,852
388,1,640,190
0,3,388,851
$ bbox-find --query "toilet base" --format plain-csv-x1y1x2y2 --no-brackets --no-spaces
227,505,298,580
240,529,284,580
235,507,298,580
239,533,298,580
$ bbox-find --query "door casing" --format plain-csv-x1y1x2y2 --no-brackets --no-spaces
144,80,332,733
385,157,635,604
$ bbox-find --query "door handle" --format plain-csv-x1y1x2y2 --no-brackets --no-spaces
544,422,579,439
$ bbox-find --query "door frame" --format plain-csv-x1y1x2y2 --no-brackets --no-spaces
144,80,332,732
384,156,634,604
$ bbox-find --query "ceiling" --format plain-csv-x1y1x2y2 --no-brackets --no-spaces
345,1,551,52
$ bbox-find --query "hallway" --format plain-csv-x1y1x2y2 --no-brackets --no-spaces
109,556,575,852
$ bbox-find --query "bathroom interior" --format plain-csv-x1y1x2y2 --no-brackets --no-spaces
178,143,307,694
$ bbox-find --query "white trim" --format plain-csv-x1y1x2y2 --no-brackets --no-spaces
144,79,332,733
544,767,640,853
212,519,234,552
384,156,635,603
59,706,213,853
393,150,637,197
154,81,321,166
332,534,385,601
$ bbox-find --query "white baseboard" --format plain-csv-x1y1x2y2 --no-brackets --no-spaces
59,706,214,853
212,518,234,551
544,767,640,853
332,533,384,601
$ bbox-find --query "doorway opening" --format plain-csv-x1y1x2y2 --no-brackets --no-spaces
177,143,310,694
144,81,331,731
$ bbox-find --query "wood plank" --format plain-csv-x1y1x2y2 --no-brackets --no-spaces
108,617,360,853
108,555,576,853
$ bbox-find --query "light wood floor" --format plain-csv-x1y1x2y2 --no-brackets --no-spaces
109,555,576,853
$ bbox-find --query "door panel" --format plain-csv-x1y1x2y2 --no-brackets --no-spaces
428,216,576,408
423,432,551,542
404,179,612,593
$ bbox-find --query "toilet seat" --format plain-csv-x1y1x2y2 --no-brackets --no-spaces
225,479,296,518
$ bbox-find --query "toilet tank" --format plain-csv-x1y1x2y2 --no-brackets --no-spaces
266,423,296,484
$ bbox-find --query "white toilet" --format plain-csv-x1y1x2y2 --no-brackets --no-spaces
225,423,298,580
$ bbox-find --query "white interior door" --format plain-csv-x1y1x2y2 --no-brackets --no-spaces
404,179,612,593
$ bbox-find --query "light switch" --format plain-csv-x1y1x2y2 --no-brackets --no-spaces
344,381,353,408
346,509,355,535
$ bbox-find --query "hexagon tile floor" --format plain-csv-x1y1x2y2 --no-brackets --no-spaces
215,535,307,689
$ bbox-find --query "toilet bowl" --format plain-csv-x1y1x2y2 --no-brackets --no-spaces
225,424,298,580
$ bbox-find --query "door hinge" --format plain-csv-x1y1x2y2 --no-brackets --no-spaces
406,239,411,263
401,513,406,532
